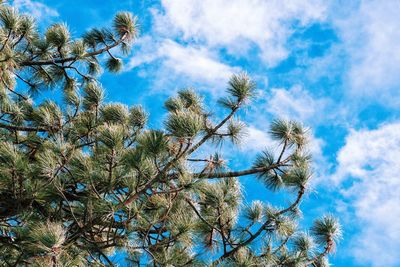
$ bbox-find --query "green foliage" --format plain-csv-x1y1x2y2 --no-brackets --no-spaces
28,222,66,253
45,23,70,47
253,150,284,191
101,103,129,124
270,118,292,142
218,73,256,110
178,89,203,112
226,119,246,144
70,40,86,58
165,110,204,138
0,6,20,30
284,167,312,189
227,72,256,102
270,119,309,148
113,12,138,40
129,105,147,127
253,150,275,169
106,57,123,72
98,124,126,149
137,130,169,156
0,2,340,266
293,233,315,256
165,96,184,112
311,215,342,247
83,81,104,110
244,200,264,223
165,88,204,114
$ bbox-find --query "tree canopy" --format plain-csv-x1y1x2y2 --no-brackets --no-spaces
0,2,341,266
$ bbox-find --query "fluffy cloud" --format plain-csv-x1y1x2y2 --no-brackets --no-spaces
334,0,400,106
333,122,400,266
156,40,240,88
154,0,328,66
265,85,330,122
241,126,274,152
127,0,330,97
128,38,240,93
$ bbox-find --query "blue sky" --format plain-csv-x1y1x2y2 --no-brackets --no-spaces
14,0,400,266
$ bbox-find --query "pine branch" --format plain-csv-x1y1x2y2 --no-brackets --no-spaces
193,160,290,179
19,33,127,67
0,29,11,53
186,103,240,155
213,186,305,265
306,242,332,266
0,121,53,132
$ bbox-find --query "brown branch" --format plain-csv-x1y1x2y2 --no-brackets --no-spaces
277,139,288,163
122,104,243,206
122,141,192,206
0,77,28,100
0,29,11,53
193,158,291,179
272,235,291,254
213,186,305,265
185,198,227,239
12,32,25,48
306,236,333,266
0,121,53,132
186,104,240,155
19,34,127,67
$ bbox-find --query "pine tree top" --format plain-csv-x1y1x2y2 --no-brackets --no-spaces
0,2,340,266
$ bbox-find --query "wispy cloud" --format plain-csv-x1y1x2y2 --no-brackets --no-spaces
153,0,328,66
158,40,239,85
265,85,331,123
241,126,274,152
125,0,331,98
332,0,400,107
332,122,400,266
128,38,240,93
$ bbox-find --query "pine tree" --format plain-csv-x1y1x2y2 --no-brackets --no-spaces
0,2,341,266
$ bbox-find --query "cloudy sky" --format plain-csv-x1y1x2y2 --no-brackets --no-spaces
14,0,400,266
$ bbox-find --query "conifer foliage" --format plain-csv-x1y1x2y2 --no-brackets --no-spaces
0,2,341,266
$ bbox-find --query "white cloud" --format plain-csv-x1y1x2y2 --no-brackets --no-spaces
158,40,240,86
126,0,330,97
127,38,240,94
154,0,328,66
126,36,160,70
332,122,400,266
265,85,330,123
13,0,59,20
334,0,400,106
242,126,274,152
